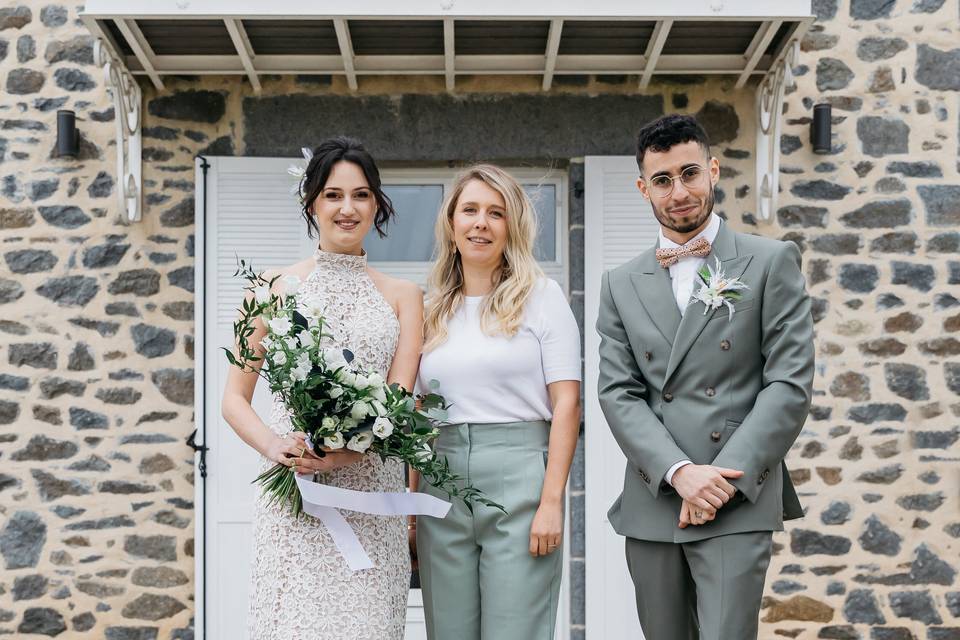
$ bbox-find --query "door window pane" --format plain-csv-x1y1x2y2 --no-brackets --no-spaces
364,185,443,261
525,184,557,262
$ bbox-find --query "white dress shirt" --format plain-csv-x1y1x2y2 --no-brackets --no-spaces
659,212,722,316
660,213,722,487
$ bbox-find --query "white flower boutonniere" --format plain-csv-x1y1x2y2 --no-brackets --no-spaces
689,257,750,321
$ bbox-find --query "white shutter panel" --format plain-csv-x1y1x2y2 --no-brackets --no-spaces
583,156,657,640
200,157,311,640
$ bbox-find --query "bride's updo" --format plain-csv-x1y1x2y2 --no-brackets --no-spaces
297,136,396,238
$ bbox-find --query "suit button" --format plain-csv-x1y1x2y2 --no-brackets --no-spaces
710,431,722,442
644,351,652,361
720,339,731,351
705,387,716,397
663,392,674,402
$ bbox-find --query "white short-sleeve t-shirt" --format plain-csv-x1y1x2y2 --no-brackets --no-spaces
418,278,581,424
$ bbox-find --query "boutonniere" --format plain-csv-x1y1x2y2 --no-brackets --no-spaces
689,257,750,321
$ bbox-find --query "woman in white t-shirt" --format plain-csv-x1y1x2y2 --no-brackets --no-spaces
413,164,581,640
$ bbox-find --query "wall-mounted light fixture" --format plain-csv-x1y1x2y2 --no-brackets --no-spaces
811,103,831,154
56,110,79,158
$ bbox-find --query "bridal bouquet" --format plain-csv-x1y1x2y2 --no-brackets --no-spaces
225,259,503,516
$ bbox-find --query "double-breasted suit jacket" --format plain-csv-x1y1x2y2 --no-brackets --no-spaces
597,221,815,543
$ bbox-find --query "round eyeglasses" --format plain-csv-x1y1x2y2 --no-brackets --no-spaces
646,165,705,198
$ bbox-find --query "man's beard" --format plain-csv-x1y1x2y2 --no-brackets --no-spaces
650,187,714,235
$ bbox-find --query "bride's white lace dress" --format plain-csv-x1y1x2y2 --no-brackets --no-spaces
248,249,409,639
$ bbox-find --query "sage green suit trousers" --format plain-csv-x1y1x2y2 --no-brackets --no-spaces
417,421,562,640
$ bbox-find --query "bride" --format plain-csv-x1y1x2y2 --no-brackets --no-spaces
221,137,423,639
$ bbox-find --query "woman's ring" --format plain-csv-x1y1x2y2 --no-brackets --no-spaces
694,510,703,519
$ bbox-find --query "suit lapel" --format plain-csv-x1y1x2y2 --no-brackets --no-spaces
664,223,753,383
630,251,681,346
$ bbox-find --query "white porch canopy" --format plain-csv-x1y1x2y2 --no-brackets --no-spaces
79,0,812,223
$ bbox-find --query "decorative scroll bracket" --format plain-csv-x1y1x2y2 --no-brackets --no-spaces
95,39,142,225
755,39,799,222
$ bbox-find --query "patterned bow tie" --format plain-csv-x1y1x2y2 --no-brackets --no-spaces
655,237,712,268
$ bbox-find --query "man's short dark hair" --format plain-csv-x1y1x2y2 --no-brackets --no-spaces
635,114,711,175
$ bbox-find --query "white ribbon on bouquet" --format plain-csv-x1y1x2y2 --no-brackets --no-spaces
295,474,451,571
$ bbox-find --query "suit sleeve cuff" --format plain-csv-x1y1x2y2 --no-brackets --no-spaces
665,460,693,487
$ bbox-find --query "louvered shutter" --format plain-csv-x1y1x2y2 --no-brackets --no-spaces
584,156,657,640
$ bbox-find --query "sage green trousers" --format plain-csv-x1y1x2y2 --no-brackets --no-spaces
417,421,562,640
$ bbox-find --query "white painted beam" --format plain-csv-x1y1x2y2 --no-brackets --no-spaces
333,18,358,90
82,0,817,21
639,18,671,89
542,18,563,91
443,18,455,92
224,19,262,93
113,18,164,90
125,52,771,76
736,19,781,89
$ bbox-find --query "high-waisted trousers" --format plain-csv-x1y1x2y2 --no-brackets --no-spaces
417,421,562,640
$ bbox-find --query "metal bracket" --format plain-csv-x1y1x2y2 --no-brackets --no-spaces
95,39,142,225
186,429,210,479
755,39,799,222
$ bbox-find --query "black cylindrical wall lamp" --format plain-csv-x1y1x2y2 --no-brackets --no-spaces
811,103,832,154
56,110,79,158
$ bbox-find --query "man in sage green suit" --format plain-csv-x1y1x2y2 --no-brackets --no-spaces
597,115,814,640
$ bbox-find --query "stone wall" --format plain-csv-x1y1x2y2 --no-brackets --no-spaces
761,1,960,637
1,0,959,638
1,4,220,637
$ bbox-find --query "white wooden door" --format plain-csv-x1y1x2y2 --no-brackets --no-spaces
195,156,430,639
583,156,659,640
195,157,569,640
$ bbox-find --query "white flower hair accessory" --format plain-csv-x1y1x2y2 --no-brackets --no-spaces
287,147,313,205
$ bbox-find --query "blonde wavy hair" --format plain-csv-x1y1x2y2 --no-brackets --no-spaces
424,164,544,352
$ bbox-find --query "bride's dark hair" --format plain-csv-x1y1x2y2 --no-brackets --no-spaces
298,136,396,238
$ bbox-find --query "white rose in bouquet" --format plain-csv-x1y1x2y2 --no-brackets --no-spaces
337,369,358,388
260,336,274,350
290,354,312,381
366,373,384,388
353,374,371,390
350,402,369,421
323,432,345,449
282,274,301,295
371,385,387,404
372,417,394,439
347,432,374,453
272,350,287,366
298,294,325,323
297,329,316,349
340,417,358,431
268,316,293,336
254,285,271,303
290,364,308,382
328,385,344,399
284,336,299,350
323,348,348,370
321,416,338,431
370,399,388,416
